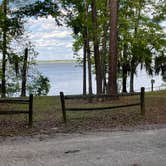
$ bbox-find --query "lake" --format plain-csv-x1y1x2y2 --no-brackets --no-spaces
37,62,165,96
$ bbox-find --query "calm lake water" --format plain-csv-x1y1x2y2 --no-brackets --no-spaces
37,62,165,96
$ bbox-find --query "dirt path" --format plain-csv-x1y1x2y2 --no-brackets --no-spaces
1,128,166,166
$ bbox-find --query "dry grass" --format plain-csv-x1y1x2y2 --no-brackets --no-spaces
0,91,166,136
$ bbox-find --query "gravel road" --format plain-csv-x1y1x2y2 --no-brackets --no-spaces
0,128,166,166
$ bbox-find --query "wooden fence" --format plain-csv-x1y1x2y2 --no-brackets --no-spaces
0,94,33,127
60,87,145,123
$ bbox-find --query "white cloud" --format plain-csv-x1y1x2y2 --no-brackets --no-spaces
25,16,74,60
66,43,73,48
41,30,71,39
26,16,56,28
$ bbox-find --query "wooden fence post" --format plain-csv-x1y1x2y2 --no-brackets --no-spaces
60,92,67,123
29,94,33,127
140,87,145,116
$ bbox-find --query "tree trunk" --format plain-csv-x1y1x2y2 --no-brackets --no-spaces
101,23,108,94
83,39,87,96
91,0,102,95
130,71,134,93
122,65,127,93
108,0,118,96
84,1,93,100
122,44,128,93
87,38,93,96
1,0,7,98
101,0,109,94
21,48,28,97
129,0,142,93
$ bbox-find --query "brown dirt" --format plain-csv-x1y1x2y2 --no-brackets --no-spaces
0,92,166,136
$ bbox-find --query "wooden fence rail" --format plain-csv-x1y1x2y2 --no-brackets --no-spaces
0,94,33,127
64,92,141,100
60,87,145,123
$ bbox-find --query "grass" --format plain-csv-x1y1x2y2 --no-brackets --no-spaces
0,91,166,136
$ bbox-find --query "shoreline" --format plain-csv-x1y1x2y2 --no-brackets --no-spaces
37,60,77,64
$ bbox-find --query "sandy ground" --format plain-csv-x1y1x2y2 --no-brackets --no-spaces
0,127,166,166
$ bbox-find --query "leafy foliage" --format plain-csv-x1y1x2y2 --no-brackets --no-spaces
28,74,50,96
14,0,61,25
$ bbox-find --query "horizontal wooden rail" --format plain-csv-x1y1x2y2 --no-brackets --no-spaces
64,92,140,100
0,99,29,104
0,110,29,115
66,103,141,112
60,87,145,124
0,94,33,127
118,92,140,97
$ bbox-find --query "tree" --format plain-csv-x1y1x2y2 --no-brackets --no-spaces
118,0,166,93
16,0,60,22
129,0,165,92
0,0,61,97
12,0,165,97
83,35,87,96
21,48,28,97
108,0,118,95
28,74,50,96
5,38,51,97
91,0,103,94
61,0,94,96
1,0,7,97
100,0,110,94
61,0,111,95
155,51,166,76
0,0,24,97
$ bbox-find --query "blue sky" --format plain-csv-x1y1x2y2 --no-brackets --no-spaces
25,16,75,60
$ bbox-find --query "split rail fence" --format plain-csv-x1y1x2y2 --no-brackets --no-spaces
0,94,33,127
60,87,145,123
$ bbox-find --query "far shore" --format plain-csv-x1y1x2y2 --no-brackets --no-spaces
37,59,77,64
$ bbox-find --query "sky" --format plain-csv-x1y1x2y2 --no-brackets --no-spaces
25,16,75,61
0,0,165,61
25,16,166,61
